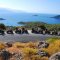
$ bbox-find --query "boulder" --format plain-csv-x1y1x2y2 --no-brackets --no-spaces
37,50,50,57
49,52,60,60
5,42,12,47
0,50,12,60
38,41,49,48
7,30,14,34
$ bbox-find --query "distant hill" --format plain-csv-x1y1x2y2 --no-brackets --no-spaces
0,18,5,20
33,15,38,16
52,15,60,19
18,21,46,29
18,21,46,25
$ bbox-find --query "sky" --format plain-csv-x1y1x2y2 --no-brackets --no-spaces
0,0,60,14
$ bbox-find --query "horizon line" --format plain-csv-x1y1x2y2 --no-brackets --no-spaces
0,7,60,15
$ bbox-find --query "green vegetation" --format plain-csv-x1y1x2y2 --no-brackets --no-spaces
18,21,60,31
18,21,46,28
46,37,60,43
0,21,60,31
45,24,60,31
42,38,60,55
0,23,6,30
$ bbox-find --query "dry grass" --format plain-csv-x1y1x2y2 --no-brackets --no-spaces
0,42,5,50
0,38,60,60
42,39,60,56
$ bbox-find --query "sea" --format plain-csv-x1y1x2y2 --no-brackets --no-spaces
0,13,60,26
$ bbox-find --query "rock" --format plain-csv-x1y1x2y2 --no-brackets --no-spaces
0,49,12,60
49,52,60,60
43,31,45,35
50,31,53,35
57,31,60,35
38,41,49,48
6,47,24,60
37,50,50,57
6,30,14,34
0,48,23,60
10,52,23,60
5,42,12,47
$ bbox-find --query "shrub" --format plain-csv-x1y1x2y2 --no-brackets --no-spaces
22,47,38,56
40,57,48,60
42,39,60,55
30,55,48,60
6,47,21,54
31,55,41,60
0,43,5,50
0,23,6,30
27,42,37,48
13,42,26,48
47,40,60,55
46,37,60,43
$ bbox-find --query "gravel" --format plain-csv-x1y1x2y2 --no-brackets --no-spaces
0,34,59,42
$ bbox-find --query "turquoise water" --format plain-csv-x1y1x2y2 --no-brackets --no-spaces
0,13,60,26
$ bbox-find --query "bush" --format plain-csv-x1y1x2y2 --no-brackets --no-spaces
40,57,48,60
42,39,60,55
22,48,38,56
0,43,5,50
22,48,38,60
31,55,41,60
13,42,26,48
27,42,37,48
0,23,6,30
47,40,60,55
46,37,60,43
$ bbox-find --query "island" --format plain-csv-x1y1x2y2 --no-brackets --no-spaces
33,15,38,16
52,15,60,19
0,18,5,20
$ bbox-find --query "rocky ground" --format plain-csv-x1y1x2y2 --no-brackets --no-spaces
0,37,60,60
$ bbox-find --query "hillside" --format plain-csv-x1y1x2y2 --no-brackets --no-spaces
52,15,60,19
